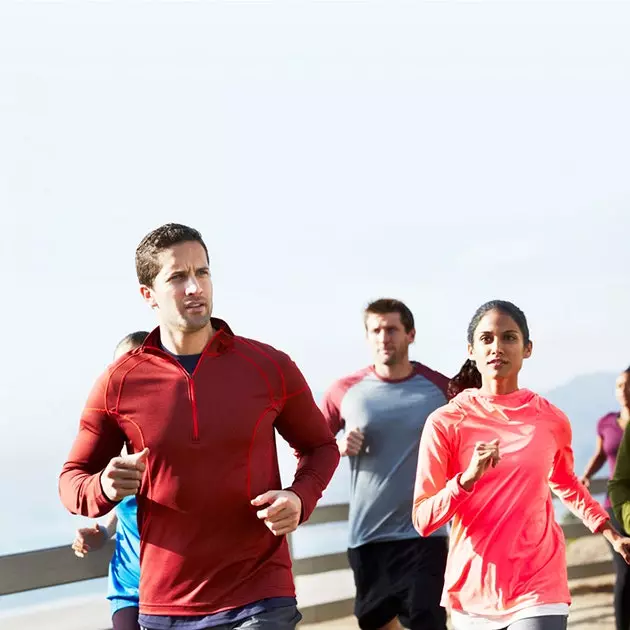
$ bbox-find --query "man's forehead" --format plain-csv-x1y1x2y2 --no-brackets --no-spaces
366,312,403,327
157,242,209,270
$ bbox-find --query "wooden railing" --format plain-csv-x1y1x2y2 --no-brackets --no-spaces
0,478,614,624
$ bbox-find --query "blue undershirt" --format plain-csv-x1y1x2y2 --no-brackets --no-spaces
108,495,141,613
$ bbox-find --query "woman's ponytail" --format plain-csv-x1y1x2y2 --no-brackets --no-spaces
447,359,482,400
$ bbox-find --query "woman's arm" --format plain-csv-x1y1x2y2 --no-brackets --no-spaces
413,413,472,536
579,436,606,487
548,412,609,532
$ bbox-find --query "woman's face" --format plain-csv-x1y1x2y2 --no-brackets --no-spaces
615,372,630,408
468,309,532,384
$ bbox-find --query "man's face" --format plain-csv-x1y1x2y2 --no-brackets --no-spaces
140,241,213,335
365,312,415,368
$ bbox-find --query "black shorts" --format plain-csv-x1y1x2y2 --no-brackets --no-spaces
347,537,448,630
112,606,140,630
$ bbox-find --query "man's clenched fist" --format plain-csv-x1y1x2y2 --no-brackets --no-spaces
100,448,149,502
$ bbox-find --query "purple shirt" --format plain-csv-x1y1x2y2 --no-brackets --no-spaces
597,412,624,508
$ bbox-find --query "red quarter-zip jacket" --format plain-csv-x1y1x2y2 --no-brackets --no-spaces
59,318,340,616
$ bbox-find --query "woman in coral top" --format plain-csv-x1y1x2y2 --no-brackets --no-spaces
413,300,630,630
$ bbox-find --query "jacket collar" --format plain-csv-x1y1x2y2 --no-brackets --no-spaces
142,317,235,357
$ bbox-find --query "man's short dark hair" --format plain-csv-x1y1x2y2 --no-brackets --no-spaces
364,298,415,333
135,223,209,287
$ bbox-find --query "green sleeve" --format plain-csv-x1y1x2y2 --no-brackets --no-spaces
609,424,630,531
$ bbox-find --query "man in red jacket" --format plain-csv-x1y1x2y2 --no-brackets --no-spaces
59,223,340,630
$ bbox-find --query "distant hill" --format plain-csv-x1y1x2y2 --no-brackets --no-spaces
542,372,619,477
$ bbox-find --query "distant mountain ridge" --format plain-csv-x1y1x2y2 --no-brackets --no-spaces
543,371,619,476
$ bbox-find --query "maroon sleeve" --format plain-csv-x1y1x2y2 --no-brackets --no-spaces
58,371,126,518
415,363,450,398
320,383,345,436
273,355,341,523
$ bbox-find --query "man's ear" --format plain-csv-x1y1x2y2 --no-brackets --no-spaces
140,285,158,309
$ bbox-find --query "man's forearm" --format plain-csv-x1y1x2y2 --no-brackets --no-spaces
289,441,340,523
59,467,118,518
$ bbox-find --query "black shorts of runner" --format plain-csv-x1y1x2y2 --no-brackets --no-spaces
347,536,448,630
112,606,140,630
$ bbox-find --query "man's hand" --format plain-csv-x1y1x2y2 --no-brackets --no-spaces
251,490,302,536
100,448,149,502
71,523,106,558
579,476,591,489
338,427,364,457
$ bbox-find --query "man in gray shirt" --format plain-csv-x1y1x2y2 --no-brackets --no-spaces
321,298,449,630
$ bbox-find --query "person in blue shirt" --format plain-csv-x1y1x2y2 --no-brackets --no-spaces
71,331,149,630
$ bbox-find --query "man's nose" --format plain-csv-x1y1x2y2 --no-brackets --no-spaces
378,330,390,342
185,276,201,295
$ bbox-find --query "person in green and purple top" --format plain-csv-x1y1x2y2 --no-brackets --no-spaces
584,366,630,630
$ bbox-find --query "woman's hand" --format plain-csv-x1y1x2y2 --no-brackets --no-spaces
459,439,500,491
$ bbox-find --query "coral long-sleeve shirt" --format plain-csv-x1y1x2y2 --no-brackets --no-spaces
59,319,340,616
413,388,608,617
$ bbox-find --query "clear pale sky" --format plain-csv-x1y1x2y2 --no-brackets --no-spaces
1,2,630,468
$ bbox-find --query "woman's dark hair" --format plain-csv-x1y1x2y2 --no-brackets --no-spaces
447,300,530,399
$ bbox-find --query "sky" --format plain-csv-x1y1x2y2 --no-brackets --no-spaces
1,2,630,549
